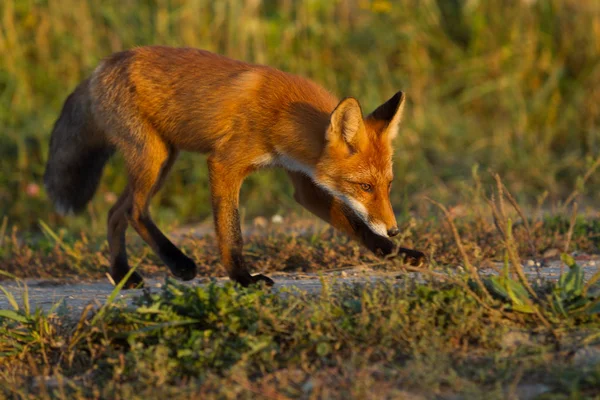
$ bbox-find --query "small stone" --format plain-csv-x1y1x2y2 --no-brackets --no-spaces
501,331,532,350
573,346,600,367
543,248,560,259
31,375,61,390
513,384,551,400
526,260,535,267
271,214,283,224
26,183,40,197
104,191,118,204
302,379,314,393
253,216,268,229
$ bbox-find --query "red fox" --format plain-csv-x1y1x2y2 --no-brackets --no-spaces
44,46,425,288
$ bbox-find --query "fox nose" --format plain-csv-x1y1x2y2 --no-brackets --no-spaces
387,227,399,237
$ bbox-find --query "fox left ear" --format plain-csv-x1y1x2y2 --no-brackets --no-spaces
366,91,405,141
328,97,367,152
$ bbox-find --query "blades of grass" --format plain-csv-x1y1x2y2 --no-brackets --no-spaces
0,269,18,280
487,190,552,326
583,269,600,298
504,279,534,314
496,174,507,226
426,197,492,302
90,260,142,326
581,296,600,315
0,309,28,323
127,319,200,337
563,156,600,210
485,255,535,314
48,298,66,315
487,182,539,300
495,175,537,257
0,285,19,311
563,202,578,258
0,216,7,247
485,276,510,301
583,330,600,345
66,304,96,356
399,264,498,314
38,220,82,261
560,253,584,297
22,283,30,316
505,218,538,300
504,219,552,326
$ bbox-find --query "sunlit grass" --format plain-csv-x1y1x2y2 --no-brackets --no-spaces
0,0,598,230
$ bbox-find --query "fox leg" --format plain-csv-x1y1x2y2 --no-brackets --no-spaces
107,186,142,288
287,171,425,265
151,149,179,197
107,150,180,288
121,131,196,281
208,156,274,287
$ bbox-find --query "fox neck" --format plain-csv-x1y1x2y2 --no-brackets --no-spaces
274,112,330,181
271,103,346,209
272,93,338,175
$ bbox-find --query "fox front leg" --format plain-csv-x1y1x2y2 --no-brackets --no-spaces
208,156,274,287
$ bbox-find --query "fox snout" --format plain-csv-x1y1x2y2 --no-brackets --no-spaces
376,197,398,238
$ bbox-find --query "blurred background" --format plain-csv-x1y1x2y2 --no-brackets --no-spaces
0,0,598,231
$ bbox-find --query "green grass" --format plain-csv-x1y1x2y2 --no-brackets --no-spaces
1,0,599,230
1,273,600,398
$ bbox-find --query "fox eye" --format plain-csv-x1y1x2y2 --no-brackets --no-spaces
360,183,373,193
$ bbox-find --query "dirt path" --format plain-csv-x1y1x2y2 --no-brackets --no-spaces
1,261,598,315
0,271,396,314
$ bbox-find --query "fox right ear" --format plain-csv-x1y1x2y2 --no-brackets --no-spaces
327,97,366,152
367,91,405,141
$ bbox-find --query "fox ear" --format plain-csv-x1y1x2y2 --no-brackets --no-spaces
328,97,366,151
367,91,405,141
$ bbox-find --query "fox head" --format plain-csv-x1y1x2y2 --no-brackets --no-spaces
315,92,405,238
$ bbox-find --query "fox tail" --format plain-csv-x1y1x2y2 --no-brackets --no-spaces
43,78,114,215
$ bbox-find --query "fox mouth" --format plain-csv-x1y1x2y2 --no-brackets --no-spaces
335,195,390,237
364,220,389,237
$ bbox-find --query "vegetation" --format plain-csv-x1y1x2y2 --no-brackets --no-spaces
1,0,599,229
1,269,600,398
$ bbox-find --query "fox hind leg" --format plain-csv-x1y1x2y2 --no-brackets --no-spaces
117,128,195,281
107,150,181,288
107,186,144,288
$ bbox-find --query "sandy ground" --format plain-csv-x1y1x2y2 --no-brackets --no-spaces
1,260,598,315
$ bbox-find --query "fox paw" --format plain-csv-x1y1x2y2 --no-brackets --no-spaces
250,273,275,287
170,256,197,281
396,247,426,267
110,269,144,290
233,273,274,287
